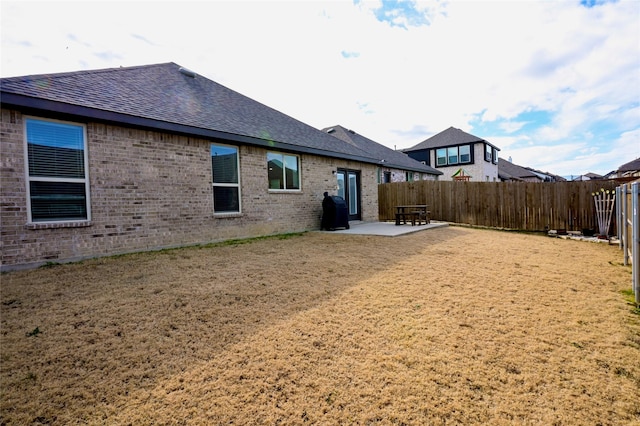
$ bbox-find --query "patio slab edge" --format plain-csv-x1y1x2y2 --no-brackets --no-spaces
317,221,449,237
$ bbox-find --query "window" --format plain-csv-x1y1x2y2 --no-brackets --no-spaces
485,144,492,162
447,147,459,165
267,152,300,190
459,145,471,163
25,118,90,223
492,148,498,164
436,148,447,166
211,143,240,213
436,145,471,167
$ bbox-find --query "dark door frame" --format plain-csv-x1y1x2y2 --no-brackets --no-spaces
337,168,361,221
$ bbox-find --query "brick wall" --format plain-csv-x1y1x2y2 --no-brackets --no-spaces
0,109,378,270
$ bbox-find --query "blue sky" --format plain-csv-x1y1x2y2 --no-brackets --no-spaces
2,0,639,177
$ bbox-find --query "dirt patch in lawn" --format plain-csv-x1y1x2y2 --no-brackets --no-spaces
1,227,639,425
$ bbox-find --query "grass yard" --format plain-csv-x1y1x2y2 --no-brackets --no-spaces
1,226,639,425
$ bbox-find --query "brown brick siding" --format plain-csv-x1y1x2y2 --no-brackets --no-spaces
0,109,378,270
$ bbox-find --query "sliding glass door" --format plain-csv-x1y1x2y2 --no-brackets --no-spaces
336,169,361,221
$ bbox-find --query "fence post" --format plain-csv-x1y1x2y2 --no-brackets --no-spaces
616,186,622,250
622,184,629,265
632,182,639,305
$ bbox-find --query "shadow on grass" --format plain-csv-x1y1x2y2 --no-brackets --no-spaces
0,227,466,423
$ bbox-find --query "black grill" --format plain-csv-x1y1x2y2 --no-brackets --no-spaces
321,192,350,231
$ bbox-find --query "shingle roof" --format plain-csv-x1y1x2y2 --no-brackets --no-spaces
524,166,566,182
404,126,499,151
498,158,540,181
617,157,640,172
322,125,442,175
0,62,378,163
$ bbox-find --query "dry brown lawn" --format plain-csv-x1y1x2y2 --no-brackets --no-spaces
1,226,639,425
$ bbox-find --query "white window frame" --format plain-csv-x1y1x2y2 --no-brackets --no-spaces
267,152,301,191
24,117,91,224
211,143,241,214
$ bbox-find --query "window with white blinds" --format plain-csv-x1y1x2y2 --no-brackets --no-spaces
25,118,90,222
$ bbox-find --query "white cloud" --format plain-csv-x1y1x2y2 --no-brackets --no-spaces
1,0,638,176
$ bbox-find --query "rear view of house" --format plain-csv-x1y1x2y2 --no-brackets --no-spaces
1,63,386,270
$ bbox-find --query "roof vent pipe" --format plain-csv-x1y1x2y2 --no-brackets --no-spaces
179,67,197,78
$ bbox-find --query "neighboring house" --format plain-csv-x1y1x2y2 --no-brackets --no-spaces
1,62,386,270
321,125,442,183
403,126,500,182
611,157,640,180
498,158,565,182
498,158,543,182
572,173,603,181
524,167,566,182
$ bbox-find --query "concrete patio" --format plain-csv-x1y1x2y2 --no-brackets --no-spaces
318,220,448,237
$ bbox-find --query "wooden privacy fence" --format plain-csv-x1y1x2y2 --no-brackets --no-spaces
378,180,619,232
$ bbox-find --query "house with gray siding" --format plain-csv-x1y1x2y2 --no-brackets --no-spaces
404,127,500,182
1,63,386,270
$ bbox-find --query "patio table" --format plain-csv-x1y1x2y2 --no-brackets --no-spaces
395,205,430,226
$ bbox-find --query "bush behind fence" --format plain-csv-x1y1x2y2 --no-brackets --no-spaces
378,180,619,233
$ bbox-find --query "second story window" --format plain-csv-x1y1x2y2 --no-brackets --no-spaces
460,145,471,163
448,146,459,164
485,144,492,162
436,144,471,167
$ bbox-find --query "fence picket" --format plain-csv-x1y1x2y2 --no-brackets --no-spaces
378,180,619,232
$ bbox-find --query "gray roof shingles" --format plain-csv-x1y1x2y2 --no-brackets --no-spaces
498,158,540,180
322,125,442,175
404,126,499,151
617,157,640,172
0,62,380,163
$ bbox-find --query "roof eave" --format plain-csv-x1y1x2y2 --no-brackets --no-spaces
1,92,381,165
405,138,500,152
383,163,443,175
380,162,444,176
